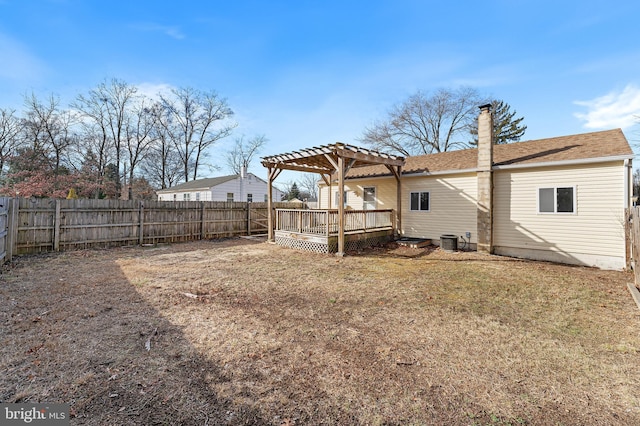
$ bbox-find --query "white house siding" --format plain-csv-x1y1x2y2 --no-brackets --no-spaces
158,190,212,201
158,174,281,202
401,173,478,244
211,174,274,202
493,161,627,270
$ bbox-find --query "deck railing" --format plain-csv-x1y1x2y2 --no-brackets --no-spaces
276,209,393,236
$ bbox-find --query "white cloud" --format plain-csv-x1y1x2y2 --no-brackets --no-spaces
0,33,45,81
574,84,640,129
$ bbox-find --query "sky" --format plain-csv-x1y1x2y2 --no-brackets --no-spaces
1,0,640,184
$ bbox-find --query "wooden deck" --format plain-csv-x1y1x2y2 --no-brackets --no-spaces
274,209,395,253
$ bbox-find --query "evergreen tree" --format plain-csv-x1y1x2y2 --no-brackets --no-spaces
469,100,527,145
287,182,301,201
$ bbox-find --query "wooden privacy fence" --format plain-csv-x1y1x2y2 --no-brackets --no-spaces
3,198,304,257
629,207,640,284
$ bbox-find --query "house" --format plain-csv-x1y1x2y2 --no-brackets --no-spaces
317,105,634,270
157,171,283,203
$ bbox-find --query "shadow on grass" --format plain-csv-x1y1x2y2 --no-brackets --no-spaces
0,249,270,425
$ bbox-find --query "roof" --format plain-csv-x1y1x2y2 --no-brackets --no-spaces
344,129,633,179
156,175,238,193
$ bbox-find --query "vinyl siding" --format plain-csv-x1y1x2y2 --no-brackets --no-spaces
401,173,478,242
157,190,212,201
317,179,397,210
318,174,478,242
159,174,281,202
493,161,626,267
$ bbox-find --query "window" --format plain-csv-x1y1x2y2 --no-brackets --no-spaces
196,192,200,201
334,191,347,207
247,193,253,202
410,192,430,211
227,193,234,202
264,194,268,202
538,187,575,213
173,194,177,201
183,193,190,201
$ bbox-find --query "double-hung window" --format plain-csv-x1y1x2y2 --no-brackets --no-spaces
410,191,430,211
538,186,575,213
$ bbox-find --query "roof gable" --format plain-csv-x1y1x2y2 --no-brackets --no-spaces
345,129,633,179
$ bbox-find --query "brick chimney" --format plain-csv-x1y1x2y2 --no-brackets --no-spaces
477,104,494,254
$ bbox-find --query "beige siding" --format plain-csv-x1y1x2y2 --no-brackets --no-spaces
317,179,397,210
493,161,626,268
319,174,477,242
401,173,478,242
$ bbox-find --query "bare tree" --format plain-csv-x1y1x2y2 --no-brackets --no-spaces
22,93,76,174
225,134,267,175
361,87,485,156
140,103,182,189
159,87,236,182
0,108,22,178
72,93,114,198
299,173,319,200
123,97,156,198
75,78,138,195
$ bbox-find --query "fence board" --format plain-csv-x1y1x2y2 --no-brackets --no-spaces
0,197,9,262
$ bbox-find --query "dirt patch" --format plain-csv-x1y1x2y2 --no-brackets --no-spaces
1,239,639,425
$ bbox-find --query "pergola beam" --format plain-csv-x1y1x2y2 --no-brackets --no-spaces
262,142,405,254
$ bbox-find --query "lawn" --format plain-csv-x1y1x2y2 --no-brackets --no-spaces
1,238,639,425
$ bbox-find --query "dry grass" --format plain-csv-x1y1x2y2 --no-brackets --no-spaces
1,238,639,425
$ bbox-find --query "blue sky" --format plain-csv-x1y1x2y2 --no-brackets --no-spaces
1,0,640,182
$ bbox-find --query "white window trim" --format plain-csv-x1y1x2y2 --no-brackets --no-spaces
409,191,430,212
363,186,377,210
537,185,577,214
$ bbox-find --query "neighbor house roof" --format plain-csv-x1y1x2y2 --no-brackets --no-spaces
156,175,238,193
344,129,633,179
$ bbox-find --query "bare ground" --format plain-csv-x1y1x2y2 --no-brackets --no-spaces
1,238,639,425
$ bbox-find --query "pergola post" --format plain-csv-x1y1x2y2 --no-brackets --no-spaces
395,166,402,237
267,166,282,242
337,155,345,257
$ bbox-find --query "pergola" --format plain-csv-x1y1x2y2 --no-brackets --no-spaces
261,143,405,256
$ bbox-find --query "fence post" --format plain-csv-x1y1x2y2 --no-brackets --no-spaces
53,199,61,251
247,203,251,236
138,201,145,245
200,202,205,240
6,198,18,262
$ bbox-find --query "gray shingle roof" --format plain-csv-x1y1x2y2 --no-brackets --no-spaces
345,129,633,179
156,175,238,193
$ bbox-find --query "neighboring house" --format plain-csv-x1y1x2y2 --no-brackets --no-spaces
157,172,283,203
317,115,633,270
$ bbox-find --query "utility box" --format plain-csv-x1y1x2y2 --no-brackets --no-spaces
440,234,458,252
